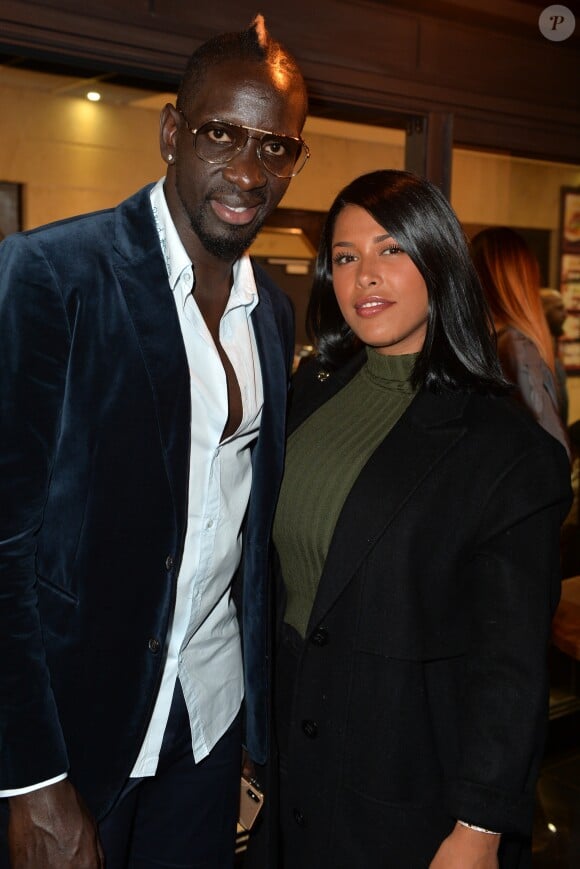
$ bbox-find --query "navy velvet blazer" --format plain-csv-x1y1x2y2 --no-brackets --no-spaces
0,184,294,818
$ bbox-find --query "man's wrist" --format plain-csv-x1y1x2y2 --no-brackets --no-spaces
1,773,68,799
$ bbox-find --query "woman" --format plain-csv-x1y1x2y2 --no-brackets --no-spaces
471,226,568,454
258,171,571,869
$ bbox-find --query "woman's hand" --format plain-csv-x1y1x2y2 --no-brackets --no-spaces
429,821,500,869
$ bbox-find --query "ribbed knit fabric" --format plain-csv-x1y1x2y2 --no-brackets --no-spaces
274,349,418,638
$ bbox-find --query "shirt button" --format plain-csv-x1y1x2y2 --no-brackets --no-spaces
148,638,161,654
311,626,329,646
302,719,318,739
293,808,305,826
165,555,174,571
206,519,214,529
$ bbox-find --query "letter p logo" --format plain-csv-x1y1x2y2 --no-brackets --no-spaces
539,5,576,41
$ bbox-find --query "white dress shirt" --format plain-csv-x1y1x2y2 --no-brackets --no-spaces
131,179,263,774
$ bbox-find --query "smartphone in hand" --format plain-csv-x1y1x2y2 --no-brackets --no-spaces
239,776,264,831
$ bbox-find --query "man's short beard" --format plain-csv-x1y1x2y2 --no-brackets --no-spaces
193,219,260,262
178,189,262,263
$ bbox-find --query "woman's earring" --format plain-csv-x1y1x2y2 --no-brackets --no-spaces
167,154,174,162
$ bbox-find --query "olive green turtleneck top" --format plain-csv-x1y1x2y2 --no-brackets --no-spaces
273,349,419,638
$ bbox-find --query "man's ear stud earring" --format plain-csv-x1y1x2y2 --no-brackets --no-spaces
168,154,174,162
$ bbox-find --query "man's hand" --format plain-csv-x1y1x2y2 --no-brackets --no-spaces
429,821,500,869
241,749,255,782
8,778,104,868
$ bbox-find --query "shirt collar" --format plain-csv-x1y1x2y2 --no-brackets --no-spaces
150,177,192,293
149,177,259,314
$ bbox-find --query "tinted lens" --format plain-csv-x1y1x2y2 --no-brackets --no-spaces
194,122,244,163
260,135,303,177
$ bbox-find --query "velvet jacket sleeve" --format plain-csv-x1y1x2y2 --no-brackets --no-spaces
0,232,71,788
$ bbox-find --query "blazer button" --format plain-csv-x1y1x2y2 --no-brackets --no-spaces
165,555,174,571
311,626,329,646
148,638,161,654
293,808,305,826
302,719,318,738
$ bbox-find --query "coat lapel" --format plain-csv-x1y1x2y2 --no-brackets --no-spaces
306,386,469,636
288,350,367,436
111,186,191,537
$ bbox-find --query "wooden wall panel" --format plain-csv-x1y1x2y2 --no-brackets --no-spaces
419,18,579,110
0,0,578,163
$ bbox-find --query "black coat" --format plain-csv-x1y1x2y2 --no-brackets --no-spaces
249,351,571,869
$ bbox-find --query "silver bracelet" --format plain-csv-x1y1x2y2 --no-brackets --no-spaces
458,819,501,836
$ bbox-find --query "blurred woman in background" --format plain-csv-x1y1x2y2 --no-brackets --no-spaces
471,227,568,455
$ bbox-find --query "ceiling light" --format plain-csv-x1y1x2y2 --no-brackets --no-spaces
86,91,101,102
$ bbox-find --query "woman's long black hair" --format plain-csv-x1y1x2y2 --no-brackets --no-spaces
306,170,507,393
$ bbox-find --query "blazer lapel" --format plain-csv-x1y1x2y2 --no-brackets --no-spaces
247,279,290,535
111,186,191,537
240,275,292,763
306,388,469,636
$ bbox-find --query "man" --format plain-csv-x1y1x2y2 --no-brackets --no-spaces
0,15,308,868
540,287,569,424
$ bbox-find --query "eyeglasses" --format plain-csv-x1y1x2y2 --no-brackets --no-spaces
177,110,310,179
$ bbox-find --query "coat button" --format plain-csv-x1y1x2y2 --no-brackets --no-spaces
302,719,318,738
148,638,161,654
165,555,174,571
293,808,305,826
311,626,329,646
